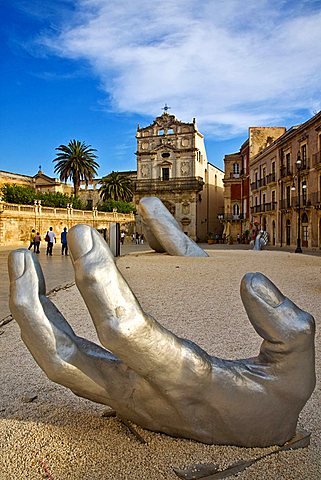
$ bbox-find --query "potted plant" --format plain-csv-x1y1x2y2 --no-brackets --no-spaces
207,232,215,244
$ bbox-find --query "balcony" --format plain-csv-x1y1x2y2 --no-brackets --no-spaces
217,213,247,221
280,166,293,178
280,195,312,209
300,158,310,170
250,181,258,191
266,172,276,184
134,176,204,193
250,202,277,214
265,201,277,211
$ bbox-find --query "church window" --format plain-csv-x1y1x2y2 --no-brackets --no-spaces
162,168,170,181
158,129,164,135
233,204,240,217
162,152,170,158
167,128,174,134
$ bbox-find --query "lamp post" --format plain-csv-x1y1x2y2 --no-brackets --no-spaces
291,151,306,253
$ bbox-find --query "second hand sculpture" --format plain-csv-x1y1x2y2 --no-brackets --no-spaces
139,196,208,257
8,224,315,447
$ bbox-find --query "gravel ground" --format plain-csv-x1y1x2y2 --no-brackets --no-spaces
0,249,320,479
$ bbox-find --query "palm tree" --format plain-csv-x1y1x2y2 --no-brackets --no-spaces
99,171,133,202
53,140,99,197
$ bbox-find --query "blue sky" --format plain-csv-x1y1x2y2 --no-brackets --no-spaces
1,0,321,179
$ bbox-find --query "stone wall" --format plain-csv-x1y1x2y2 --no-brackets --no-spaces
0,202,135,246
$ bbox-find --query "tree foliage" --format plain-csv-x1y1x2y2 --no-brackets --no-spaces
99,171,133,202
98,199,135,214
53,140,99,196
0,183,87,209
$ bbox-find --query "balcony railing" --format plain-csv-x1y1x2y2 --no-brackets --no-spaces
279,195,312,209
250,202,277,214
217,213,247,221
250,181,258,191
134,176,204,193
266,172,276,184
280,166,293,178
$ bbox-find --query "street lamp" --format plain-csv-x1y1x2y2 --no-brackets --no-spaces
291,151,307,253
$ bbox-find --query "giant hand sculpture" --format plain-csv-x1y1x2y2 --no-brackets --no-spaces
139,196,208,256
252,230,269,250
8,224,315,447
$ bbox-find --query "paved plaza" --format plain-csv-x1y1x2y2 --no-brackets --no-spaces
1,240,320,322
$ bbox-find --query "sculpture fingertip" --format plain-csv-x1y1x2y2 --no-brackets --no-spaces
242,272,284,307
68,224,94,262
8,249,27,281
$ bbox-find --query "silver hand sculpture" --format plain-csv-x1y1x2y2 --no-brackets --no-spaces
139,196,208,256
253,230,269,250
8,224,315,447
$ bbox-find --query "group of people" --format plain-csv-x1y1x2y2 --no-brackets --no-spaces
28,227,68,256
132,232,144,244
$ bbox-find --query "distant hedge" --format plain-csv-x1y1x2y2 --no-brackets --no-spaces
97,198,136,214
0,183,86,209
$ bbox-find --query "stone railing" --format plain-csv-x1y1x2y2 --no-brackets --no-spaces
0,201,135,246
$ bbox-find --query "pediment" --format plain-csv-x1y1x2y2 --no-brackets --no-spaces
157,160,172,167
33,172,57,184
151,143,177,153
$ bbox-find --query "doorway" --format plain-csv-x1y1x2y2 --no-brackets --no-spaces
286,219,291,246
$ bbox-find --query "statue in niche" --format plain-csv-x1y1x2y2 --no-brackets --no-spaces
182,201,190,215
8,221,315,447
180,162,190,176
140,165,150,178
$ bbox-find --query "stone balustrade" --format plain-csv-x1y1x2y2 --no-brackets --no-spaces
0,201,135,246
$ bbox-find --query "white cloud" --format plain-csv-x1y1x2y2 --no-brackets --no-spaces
41,0,321,137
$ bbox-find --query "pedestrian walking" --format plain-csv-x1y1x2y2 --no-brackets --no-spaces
135,232,140,244
45,226,56,256
140,233,144,244
34,232,41,254
61,227,68,255
28,229,36,250
120,231,125,245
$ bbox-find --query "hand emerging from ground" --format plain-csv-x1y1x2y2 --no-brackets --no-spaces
8,225,315,447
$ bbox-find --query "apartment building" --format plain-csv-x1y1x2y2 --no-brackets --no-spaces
250,111,321,249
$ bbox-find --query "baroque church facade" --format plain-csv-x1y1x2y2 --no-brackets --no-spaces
133,110,224,241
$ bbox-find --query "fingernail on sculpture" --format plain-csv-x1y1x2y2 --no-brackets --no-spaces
8,224,315,447
138,196,208,257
